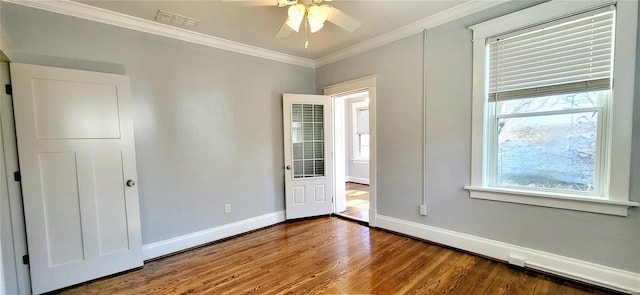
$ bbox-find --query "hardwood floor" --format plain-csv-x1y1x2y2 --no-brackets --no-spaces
341,182,369,221
58,217,616,295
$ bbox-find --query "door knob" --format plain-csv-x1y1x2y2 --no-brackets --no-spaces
126,179,136,187
286,165,292,170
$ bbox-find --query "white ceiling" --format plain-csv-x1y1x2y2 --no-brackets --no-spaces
75,0,470,60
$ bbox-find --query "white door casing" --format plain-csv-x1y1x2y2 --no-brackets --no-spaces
1,61,31,295
333,97,347,213
283,94,334,219
10,63,143,294
322,75,377,227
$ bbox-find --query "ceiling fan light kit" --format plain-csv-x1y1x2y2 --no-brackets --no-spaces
276,0,299,8
286,4,306,32
231,0,361,48
307,5,330,33
286,3,330,34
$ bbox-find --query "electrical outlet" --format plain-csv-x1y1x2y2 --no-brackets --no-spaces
419,204,427,216
224,204,231,214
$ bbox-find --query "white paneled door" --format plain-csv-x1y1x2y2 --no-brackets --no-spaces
10,63,143,294
283,94,334,219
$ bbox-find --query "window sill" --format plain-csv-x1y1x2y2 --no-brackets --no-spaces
351,159,369,164
463,186,639,216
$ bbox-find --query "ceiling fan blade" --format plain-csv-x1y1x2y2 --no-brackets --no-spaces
221,0,276,7
276,19,294,38
327,7,361,32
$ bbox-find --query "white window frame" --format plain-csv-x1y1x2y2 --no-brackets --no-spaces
465,0,639,216
352,101,369,162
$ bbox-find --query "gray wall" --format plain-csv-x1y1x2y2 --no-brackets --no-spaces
321,35,426,215
2,3,315,244
316,1,640,272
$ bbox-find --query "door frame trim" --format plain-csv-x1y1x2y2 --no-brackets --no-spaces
323,75,377,227
0,61,31,294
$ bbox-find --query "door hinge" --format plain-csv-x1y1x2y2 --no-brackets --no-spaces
13,171,21,182
5,84,11,95
22,254,29,265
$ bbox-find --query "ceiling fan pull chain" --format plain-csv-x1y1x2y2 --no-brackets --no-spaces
304,19,309,48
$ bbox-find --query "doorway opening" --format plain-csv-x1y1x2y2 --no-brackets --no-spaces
333,91,370,222
323,75,376,226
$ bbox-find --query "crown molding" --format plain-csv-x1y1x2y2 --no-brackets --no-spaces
315,0,510,68
2,0,316,68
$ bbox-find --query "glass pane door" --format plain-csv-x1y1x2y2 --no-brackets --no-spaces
291,104,325,178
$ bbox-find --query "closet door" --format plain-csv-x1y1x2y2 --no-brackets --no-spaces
11,63,142,294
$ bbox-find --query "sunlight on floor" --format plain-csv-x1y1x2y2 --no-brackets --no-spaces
346,189,368,197
342,183,370,221
346,199,369,209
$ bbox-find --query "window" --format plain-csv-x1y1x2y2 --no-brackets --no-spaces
352,101,369,161
489,7,612,194
493,92,605,193
358,133,370,159
466,0,639,216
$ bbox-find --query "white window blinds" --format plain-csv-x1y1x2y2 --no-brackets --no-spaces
488,6,614,101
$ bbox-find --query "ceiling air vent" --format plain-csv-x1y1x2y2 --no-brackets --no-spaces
154,10,201,28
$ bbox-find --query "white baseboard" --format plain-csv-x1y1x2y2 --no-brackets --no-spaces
376,215,640,294
347,176,369,185
142,211,286,260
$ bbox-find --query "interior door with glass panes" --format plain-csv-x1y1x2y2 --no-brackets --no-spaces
283,94,333,219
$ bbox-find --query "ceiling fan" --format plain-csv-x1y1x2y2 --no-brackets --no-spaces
274,0,361,37
228,0,361,48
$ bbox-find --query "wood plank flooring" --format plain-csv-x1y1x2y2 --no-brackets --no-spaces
58,217,616,295
341,182,369,221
